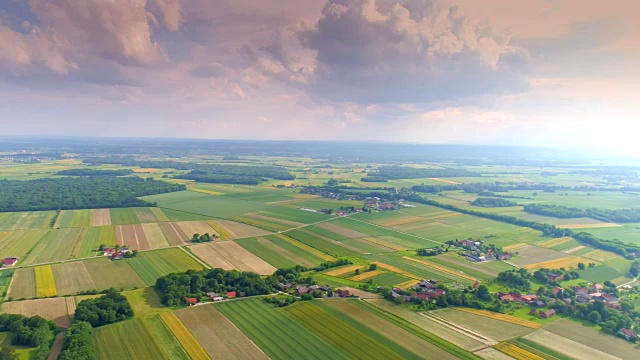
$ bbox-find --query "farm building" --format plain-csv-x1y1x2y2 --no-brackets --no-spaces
226,291,236,298
0,257,18,267
185,297,198,306
538,309,556,319
618,328,638,341
335,289,350,297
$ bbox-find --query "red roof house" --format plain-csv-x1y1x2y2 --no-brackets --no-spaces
0,257,18,267
185,297,197,305
335,289,350,297
226,291,237,298
618,328,637,341
538,309,556,319
590,283,603,292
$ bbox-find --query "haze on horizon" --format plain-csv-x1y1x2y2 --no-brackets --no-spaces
1,0,638,156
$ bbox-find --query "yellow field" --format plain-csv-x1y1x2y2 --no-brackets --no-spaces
403,256,477,282
494,343,545,360
455,308,541,329
34,265,57,297
189,188,223,195
429,178,461,184
539,237,573,248
372,262,420,280
349,270,384,281
160,312,210,360
395,279,419,289
503,243,529,252
325,265,364,276
362,237,408,251
559,223,622,229
274,234,335,261
206,220,233,240
522,256,589,270
582,250,619,262
379,217,426,227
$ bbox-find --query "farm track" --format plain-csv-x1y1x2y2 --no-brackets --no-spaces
421,312,497,347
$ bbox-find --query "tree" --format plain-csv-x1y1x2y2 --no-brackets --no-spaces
354,268,360,275
578,262,585,270
587,310,602,324
369,264,377,271
475,285,490,301
0,348,17,360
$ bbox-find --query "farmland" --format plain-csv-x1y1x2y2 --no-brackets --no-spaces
0,211,55,231
1,297,71,327
429,308,535,341
188,241,276,274
127,248,205,285
34,265,57,297
235,237,312,268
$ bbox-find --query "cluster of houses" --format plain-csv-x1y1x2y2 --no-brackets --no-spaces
185,291,239,305
452,239,511,262
102,246,131,260
574,283,619,305
364,197,399,211
391,279,446,302
278,282,352,298
0,257,18,267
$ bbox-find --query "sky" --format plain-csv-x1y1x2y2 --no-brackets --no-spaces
0,0,638,155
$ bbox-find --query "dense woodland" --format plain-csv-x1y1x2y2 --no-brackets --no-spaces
73,289,134,327
524,203,640,223
470,197,516,207
0,314,56,360
58,322,95,360
155,268,275,306
83,157,295,180
56,169,134,176
0,177,184,212
174,172,263,185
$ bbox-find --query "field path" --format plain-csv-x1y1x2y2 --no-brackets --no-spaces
178,246,211,269
421,312,497,347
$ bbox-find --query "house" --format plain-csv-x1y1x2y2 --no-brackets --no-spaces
551,287,564,296
413,280,436,291
226,291,236,298
335,289,350,297
212,296,224,302
531,300,545,308
102,248,115,256
206,292,219,300
576,294,591,303
0,257,18,267
320,285,331,292
538,309,556,319
278,282,293,291
602,294,619,304
296,286,308,296
618,328,638,341
110,252,124,260
575,286,589,296
499,253,512,260
547,272,564,281
185,297,197,306
520,294,538,302
590,283,603,292
308,285,321,292
529,308,537,316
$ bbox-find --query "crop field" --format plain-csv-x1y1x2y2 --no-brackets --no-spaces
188,241,276,274
133,207,161,223
521,256,590,270
370,255,474,284
76,226,115,257
427,255,500,280
54,209,93,228
109,208,141,225
7,268,35,299
285,301,421,360
94,316,190,360
159,222,188,245
158,194,269,219
256,206,331,224
284,229,360,257
280,198,363,212
84,257,146,290
508,338,574,360
230,215,292,232
0,229,50,262
235,237,311,268
34,265,57,297
577,265,623,283
523,329,621,360
175,305,267,360
150,207,170,222
159,312,210,360
127,248,205,285
582,249,619,262
91,209,112,226
23,228,83,265
302,227,392,254
0,211,55,231
539,319,639,359
160,208,212,221
321,300,464,359
243,213,303,228
140,223,171,249
1,297,71,327
262,234,329,264
403,257,479,282
474,348,514,360
494,342,545,360
539,237,574,248
140,190,211,206
215,298,347,360
214,219,271,238
0,270,12,298
52,261,97,296
175,221,215,238
206,220,234,239
431,309,535,341
454,309,541,329
122,288,167,318
115,224,151,250
329,218,440,249
511,245,570,266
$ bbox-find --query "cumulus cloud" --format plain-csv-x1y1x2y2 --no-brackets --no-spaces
154,0,183,32
296,0,530,104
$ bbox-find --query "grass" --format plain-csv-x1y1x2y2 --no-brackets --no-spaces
122,287,169,318
94,316,190,360
231,215,292,232
284,229,359,257
34,265,56,297
0,332,38,360
262,234,329,264
0,211,55,231
79,226,116,257
109,208,141,225
127,248,205,286
215,298,347,360
369,272,413,286
577,265,623,283
235,238,299,268
23,228,82,265
156,194,269,219
285,301,419,360
83,257,146,291
0,229,50,262
257,206,330,224
159,312,210,360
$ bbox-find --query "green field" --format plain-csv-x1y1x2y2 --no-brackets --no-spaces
139,190,211,206
257,206,330,224
509,338,574,360
160,208,212,221
0,211,55,231
230,215,293,232
94,316,190,360
285,229,359,257
127,248,205,285
156,194,269,219
122,287,169,318
83,257,146,290
109,208,141,225
331,218,441,249
79,226,116,257
369,272,413,286
55,209,93,228
215,299,347,360
577,265,623,283
22,228,82,265
235,238,301,268
0,229,50,262
370,254,475,285
262,235,326,265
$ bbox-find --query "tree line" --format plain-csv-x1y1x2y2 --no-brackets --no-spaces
0,177,184,212
56,169,134,176
0,314,56,360
524,203,640,223
83,157,295,180
367,166,477,180
471,197,516,207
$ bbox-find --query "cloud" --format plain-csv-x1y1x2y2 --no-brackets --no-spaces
296,0,531,104
153,0,183,32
